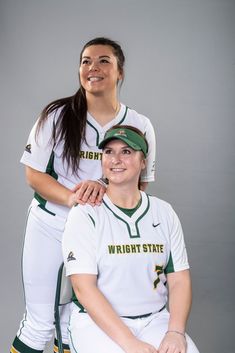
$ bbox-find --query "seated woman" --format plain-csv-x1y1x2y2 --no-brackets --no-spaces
62,125,200,353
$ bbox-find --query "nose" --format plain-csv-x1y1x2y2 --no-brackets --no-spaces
89,61,99,71
111,153,122,164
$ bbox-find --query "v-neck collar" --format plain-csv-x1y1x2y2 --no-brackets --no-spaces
103,192,150,238
86,104,128,146
87,103,127,130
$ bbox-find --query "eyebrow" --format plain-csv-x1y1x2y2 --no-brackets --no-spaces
82,55,111,59
103,145,132,150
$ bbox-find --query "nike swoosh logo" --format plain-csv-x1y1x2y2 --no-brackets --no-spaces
152,223,161,228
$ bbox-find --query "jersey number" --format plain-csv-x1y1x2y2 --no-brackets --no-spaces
153,265,163,289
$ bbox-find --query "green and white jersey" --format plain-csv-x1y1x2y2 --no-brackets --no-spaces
20,104,156,218
63,192,189,317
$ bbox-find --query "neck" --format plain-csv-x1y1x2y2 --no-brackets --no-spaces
106,185,141,209
86,92,120,126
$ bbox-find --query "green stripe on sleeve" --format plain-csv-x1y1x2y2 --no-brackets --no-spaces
164,252,175,274
34,150,58,215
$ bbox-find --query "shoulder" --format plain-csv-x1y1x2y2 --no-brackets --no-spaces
67,203,102,227
147,194,175,215
148,194,171,207
36,106,63,132
46,106,64,125
124,105,153,130
146,195,183,234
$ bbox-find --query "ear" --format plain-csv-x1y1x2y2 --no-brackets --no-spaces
141,158,147,170
117,76,122,85
118,68,124,81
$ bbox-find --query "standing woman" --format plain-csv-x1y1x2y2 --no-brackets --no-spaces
10,38,156,353
63,125,200,353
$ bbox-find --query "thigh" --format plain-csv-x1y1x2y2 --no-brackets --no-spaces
139,310,200,353
16,206,66,347
138,310,169,348
69,310,125,353
22,206,64,304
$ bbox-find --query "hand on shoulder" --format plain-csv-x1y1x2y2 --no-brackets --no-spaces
72,180,106,206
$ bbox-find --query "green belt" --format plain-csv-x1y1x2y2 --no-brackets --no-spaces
122,305,166,320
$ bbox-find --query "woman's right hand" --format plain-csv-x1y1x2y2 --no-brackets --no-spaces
72,180,106,206
123,337,158,353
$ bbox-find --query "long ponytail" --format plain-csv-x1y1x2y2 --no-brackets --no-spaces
36,37,125,175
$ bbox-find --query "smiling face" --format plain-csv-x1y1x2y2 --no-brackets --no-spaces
102,139,146,187
79,45,123,96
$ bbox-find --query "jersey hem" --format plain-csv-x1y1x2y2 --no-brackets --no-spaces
20,157,46,173
65,267,98,276
165,264,190,274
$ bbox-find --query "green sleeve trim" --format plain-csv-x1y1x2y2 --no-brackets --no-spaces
34,150,58,215
164,252,175,274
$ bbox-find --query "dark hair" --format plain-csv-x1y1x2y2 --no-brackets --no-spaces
80,37,125,77
36,37,125,174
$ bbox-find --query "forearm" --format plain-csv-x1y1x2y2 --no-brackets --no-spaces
167,270,192,333
71,276,135,351
26,166,75,207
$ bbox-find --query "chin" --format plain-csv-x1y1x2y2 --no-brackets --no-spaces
108,176,125,184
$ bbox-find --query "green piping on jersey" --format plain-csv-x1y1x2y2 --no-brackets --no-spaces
116,197,142,217
87,120,100,146
87,106,128,146
68,326,78,353
88,213,96,227
71,214,95,310
135,195,150,233
117,105,128,125
34,150,58,216
103,195,150,239
21,206,32,305
164,252,175,274
72,289,87,312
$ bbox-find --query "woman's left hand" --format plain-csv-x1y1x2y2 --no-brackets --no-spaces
158,331,187,353
72,180,106,206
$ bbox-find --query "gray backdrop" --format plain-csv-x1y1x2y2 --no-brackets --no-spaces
1,1,234,352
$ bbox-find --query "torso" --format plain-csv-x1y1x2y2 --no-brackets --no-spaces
63,192,189,316
21,104,156,218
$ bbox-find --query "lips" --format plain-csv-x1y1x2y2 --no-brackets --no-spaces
110,168,126,172
88,76,103,82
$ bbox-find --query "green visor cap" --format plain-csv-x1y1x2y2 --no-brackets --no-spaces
98,127,148,157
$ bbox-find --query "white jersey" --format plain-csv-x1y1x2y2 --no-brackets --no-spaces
21,104,156,218
63,192,189,317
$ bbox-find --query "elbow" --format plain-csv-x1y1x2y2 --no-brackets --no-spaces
73,288,84,304
25,167,34,188
70,274,97,305
168,270,192,295
72,285,90,308
25,166,40,190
